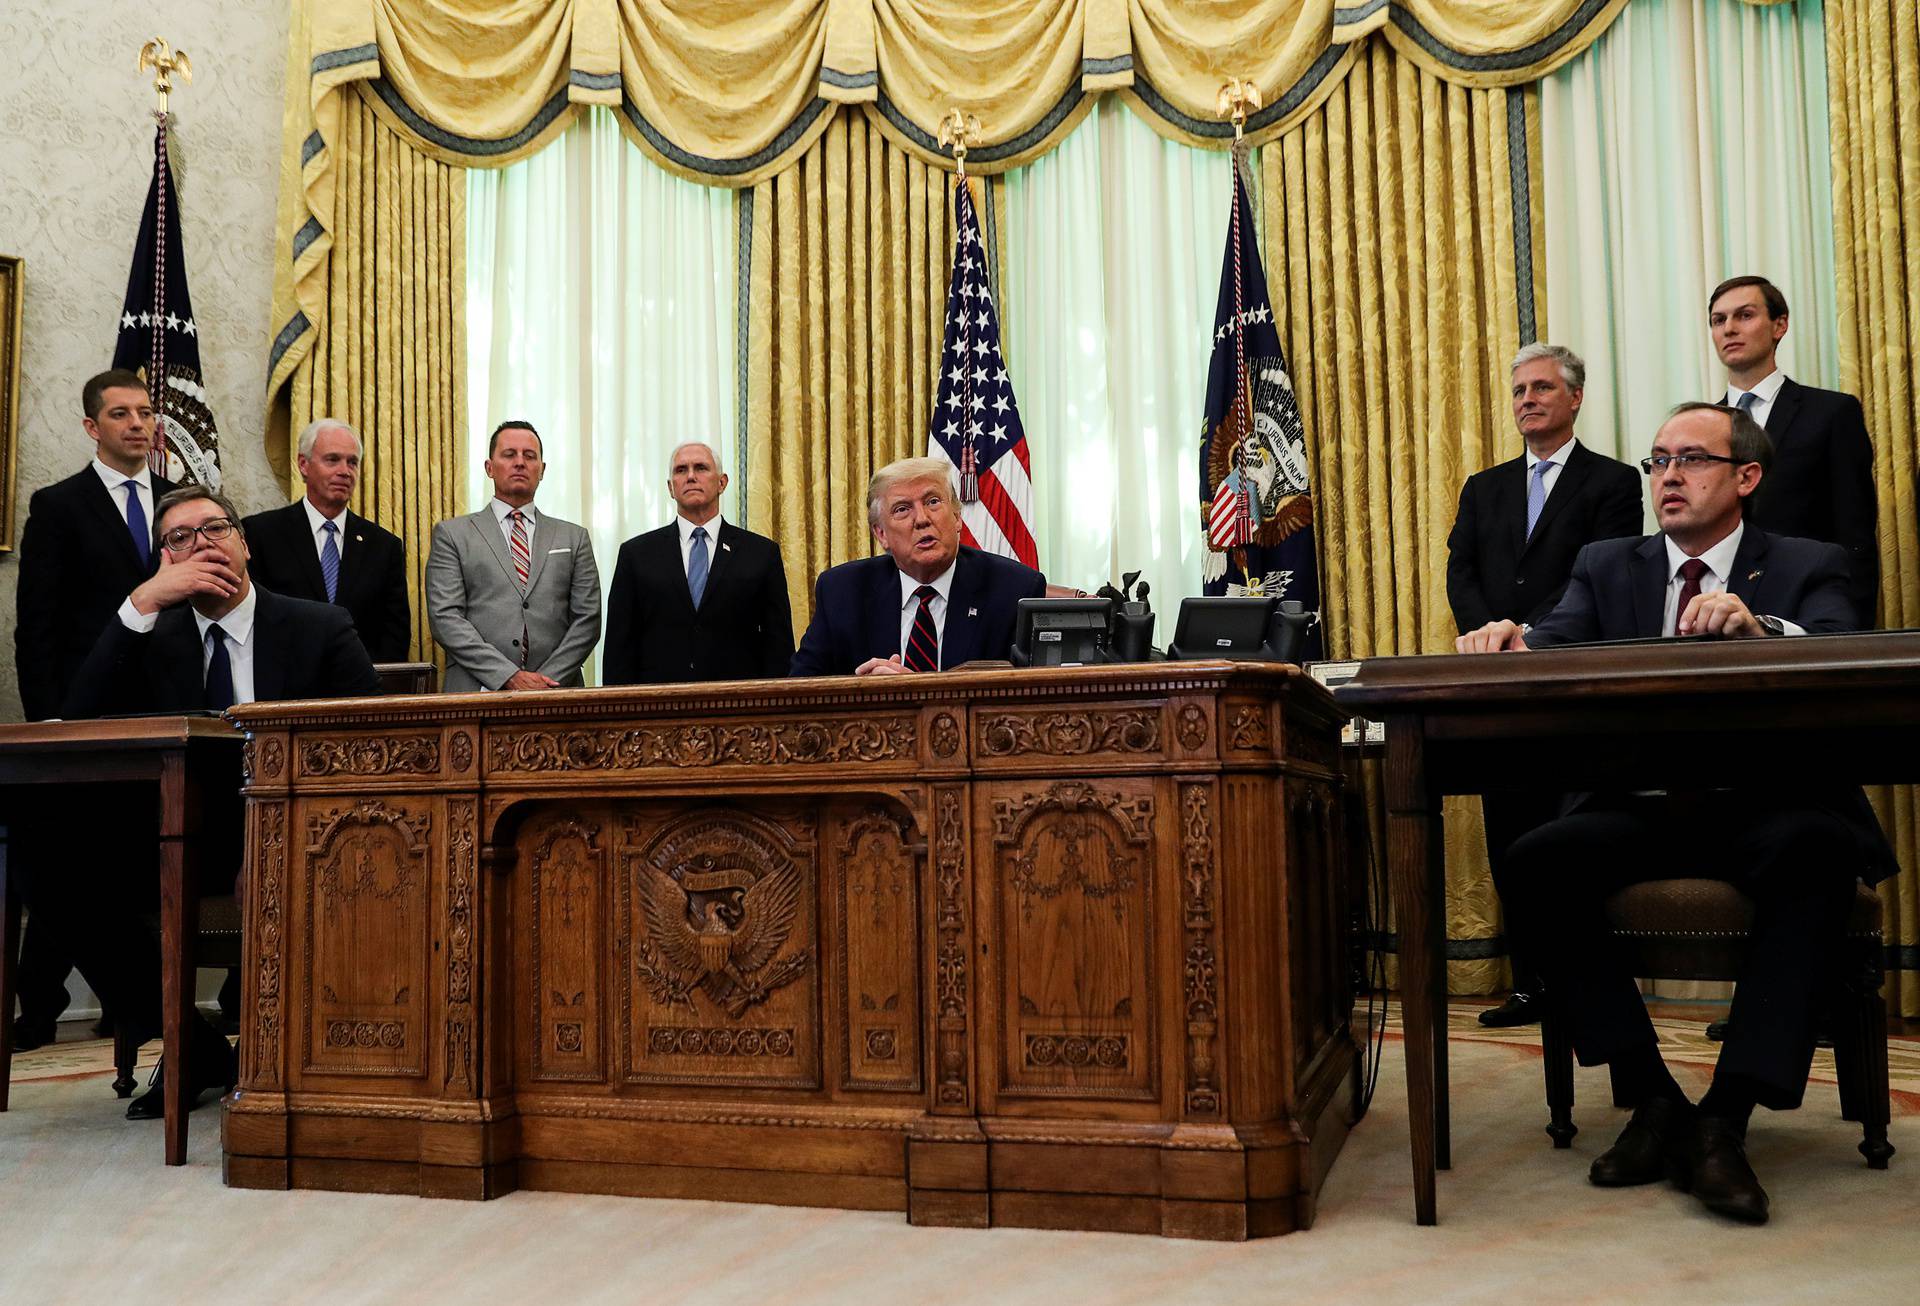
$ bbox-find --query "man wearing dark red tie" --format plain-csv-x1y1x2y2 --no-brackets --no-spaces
790,456,1045,676
9,369,176,1050
1457,403,1889,1224
1708,275,1877,624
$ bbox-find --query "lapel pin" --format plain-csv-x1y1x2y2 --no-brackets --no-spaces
968,607,978,617
1747,569,1763,580
355,534,364,543
722,543,732,552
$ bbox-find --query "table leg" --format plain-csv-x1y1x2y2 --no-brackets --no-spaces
1385,721,1443,1225
158,753,198,1166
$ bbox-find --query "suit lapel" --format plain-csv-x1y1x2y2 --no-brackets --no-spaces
1503,458,1529,560
157,609,210,709
296,507,333,602
251,589,289,702
941,551,984,668
1630,535,1669,637
701,521,736,605
1763,377,1803,442
1726,527,1770,610
522,510,553,593
1520,446,1589,557
469,509,520,589
869,560,903,662
81,468,147,573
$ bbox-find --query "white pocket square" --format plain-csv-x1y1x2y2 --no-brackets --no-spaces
547,547,572,554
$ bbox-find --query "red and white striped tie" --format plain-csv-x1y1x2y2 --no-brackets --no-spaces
508,509,532,589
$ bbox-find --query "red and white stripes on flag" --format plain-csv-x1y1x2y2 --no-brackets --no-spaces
927,177,1038,568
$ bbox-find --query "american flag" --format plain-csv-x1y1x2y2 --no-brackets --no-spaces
928,178,1037,567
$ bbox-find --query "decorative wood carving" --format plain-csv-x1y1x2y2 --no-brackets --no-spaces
300,734,440,777
977,709,1159,757
930,712,961,758
933,786,969,1108
261,737,285,780
529,816,605,1082
1227,704,1271,750
444,798,476,1094
250,802,286,1088
646,1027,796,1058
837,806,921,1092
1179,782,1222,1117
1025,1033,1129,1069
1176,704,1209,751
489,718,915,773
327,1019,405,1049
304,799,431,1076
449,730,474,772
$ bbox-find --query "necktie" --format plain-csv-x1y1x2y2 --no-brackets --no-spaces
123,480,150,568
687,526,710,608
1735,391,1760,416
508,510,531,590
904,585,940,672
1525,460,1551,539
1672,558,1709,636
204,624,235,710
319,519,341,602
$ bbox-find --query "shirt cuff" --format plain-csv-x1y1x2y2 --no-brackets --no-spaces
1775,617,1806,637
117,597,159,632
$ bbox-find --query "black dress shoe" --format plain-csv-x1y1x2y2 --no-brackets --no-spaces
1478,991,1543,1028
1591,1095,1694,1187
1675,1115,1769,1224
10,1018,59,1052
125,1033,237,1121
1705,1019,1730,1042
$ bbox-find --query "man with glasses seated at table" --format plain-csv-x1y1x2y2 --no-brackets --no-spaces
41,486,382,1120
1455,402,1895,1224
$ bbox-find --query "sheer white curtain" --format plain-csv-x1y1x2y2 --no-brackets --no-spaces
1000,99,1233,612
466,107,738,611
1543,0,1835,476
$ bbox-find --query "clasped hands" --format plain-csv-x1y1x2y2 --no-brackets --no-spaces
1455,591,1769,654
128,547,242,615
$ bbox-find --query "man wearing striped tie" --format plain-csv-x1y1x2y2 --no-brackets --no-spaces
426,420,602,692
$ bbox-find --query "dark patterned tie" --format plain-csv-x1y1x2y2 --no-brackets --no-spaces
904,585,940,672
204,624,235,710
1672,557,1709,636
320,519,341,602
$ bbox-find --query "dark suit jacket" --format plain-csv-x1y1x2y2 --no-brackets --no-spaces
603,520,794,684
789,545,1046,676
63,585,383,719
1738,377,1878,624
1446,441,1643,633
13,465,177,720
241,501,412,662
1525,528,1894,882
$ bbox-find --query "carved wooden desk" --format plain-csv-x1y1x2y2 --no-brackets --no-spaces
1335,631,1920,1227
221,664,1356,1238
0,715,243,1163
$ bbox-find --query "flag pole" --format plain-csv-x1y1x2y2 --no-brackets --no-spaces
1216,78,1263,550
135,39,192,479
938,109,984,504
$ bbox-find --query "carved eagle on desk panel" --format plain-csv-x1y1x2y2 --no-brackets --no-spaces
636,853,811,1020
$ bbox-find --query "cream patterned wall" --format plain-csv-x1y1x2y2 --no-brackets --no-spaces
0,1,289,720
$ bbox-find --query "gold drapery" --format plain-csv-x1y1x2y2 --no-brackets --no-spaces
1829,0,1920,1016
1260,42,1546,992
279,83,466,670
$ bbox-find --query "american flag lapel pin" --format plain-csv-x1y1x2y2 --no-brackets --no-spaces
968,607,978,617
1747,569,1763,580
722,542,732,552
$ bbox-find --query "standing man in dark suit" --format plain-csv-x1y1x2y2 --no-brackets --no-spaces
791,456,1046,676
8,368,176,1049
1459,403,1888,1224
241,417,412,662
603,441,793,684
45,485,382,1120
1709,274,1877,624
1446,343,1643,1028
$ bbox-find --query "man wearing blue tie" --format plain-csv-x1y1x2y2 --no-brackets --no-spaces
9,369,176,1050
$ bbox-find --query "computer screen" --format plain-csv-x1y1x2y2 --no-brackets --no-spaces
1168,596,1277,660
1012,597,1114,667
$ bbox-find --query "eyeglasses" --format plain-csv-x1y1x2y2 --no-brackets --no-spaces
160,519,239,553
1640,453,1745,475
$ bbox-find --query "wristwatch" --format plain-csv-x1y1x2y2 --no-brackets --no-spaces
1755,614,1786,637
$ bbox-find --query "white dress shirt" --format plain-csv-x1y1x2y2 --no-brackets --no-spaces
1524,436,1579,508
491,497,537,551
1723,369,1787,428
677,513,723,575
302,497,348,562
116,584,260,704
92,458,154,544
897,559,958,667
1662,521,1802,637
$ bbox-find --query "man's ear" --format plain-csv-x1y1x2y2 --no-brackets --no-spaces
1737,462,1764,499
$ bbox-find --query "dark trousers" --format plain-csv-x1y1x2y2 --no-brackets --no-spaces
1481,790,1563,991
1504,794,1856,1111
13,913,75,1027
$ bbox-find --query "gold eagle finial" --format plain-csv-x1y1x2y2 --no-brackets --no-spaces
138,39,193,116
938,108,982,178
1216,78,1263,141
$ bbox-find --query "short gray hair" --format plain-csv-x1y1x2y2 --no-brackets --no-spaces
152,484,245,550
297,417,362,460
866,457,958,531
1510,342,1586,392
668,441,726,477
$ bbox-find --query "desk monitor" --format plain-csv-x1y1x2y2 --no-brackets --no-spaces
1012,597,1114,667
1168,595,1278,661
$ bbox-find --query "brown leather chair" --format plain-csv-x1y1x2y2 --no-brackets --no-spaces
1540,878,1893,1169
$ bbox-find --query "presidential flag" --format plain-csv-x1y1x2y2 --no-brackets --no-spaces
113,117,221,488
1198,155,1320,657
928,177,1037,567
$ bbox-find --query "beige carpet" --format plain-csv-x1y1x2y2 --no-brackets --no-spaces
2,1010,1915,1306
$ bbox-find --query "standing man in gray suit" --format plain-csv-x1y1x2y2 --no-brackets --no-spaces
426,420,602,691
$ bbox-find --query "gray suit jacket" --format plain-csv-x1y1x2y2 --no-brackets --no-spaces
426,505,602,691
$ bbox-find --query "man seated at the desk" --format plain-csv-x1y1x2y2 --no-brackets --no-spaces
789,456,1045,676
39,486,381,1120
1457,402,1895,1224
